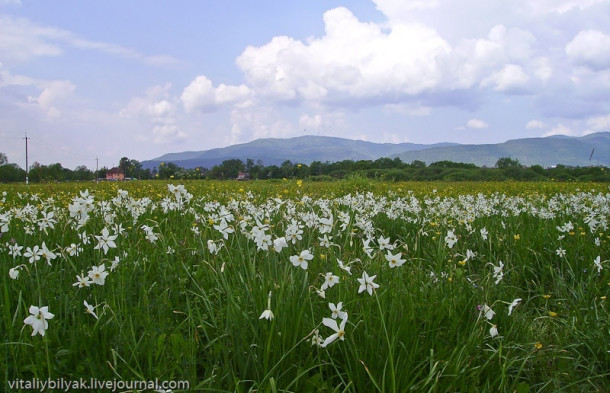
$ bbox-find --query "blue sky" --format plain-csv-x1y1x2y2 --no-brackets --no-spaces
1,0,610,170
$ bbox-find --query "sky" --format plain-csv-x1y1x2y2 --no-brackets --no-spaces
1,0,610,170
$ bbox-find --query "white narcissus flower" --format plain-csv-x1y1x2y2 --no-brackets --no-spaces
9,267,20,280
337,258,353,275
84,300,98,319
321,272,339,291
88,264,109,285
73,274,93,288
593,256,603,273
94,227,117,255
259,291,274,321
362,238,374,258
207,240,219,255
329,302,347,320
321,316,347,347
23,305,54,336
39,242,57,266
290,249,313,270
491,261,504,285
489,325,499,338
556,248,566,257
385,251,405,268
357,271,379,295
311,329,323,347
445,230,458,248
8,243,23,258
377,236,394,251
508,298,522,316
23,245,42,264
273,236,288,253
259,309,274,321
213,219,234,240
481,304,495,320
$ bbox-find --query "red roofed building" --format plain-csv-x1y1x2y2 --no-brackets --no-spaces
106,167,124,181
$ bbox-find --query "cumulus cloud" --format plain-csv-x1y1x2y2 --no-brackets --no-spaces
542,123,578,137
181,75,251,113
482,64,530,93
228,106,293,146
586,114,610,131
120,84,186,144
467,119,489,129
372,0,440,23
236,7,451,106
234,7,552,113
526,120,545,129
566,30,610,70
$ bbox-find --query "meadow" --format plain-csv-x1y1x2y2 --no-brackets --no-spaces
1,179,609,392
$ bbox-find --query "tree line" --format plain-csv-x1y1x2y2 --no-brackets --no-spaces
1,152,608,183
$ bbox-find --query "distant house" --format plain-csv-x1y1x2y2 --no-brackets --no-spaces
236,171,250,181
106,167,124,181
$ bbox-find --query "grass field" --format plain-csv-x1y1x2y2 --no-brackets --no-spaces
1,180,609,392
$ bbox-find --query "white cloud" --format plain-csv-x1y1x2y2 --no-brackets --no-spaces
450,25,537,90
120,84,186,144
0,15,179,67
372,0,440,23
236,7,451,106
524,0,609,14
566,30,610,70
299,114,323,131
586,114,610,131
181,75,251,113
384,103,432,116
526,120,545,129
542,123,578,137
228,106,293,146
482,64,529,93
152,124,186,145
467,119,489,129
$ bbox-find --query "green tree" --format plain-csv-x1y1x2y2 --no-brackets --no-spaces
0,163,25,182
0,152,7,166
495,157,521,168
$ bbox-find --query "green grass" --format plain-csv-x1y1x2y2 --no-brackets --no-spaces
1,180,609,392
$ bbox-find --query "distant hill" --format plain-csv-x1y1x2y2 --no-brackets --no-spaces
391,132,610,168
141,135,456,169
141,132,610,170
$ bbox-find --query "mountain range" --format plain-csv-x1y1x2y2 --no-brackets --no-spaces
142,132,610,170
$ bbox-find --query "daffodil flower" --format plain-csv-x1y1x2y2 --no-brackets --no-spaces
481,304,495,320
489,324,499,338
23,305,54,337
94,227,117,255
88,264,109,286
84,300,98,319
357,271,379,295
321,317,347,347
259,291,274,321
385,251,405,268
329,302,347,320
290,249,313,270
9,266,20,280
593,256,603,273
321,272,339,290
507,298,522,316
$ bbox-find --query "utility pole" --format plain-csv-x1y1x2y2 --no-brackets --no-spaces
95,157,99,184
23,133,30,185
